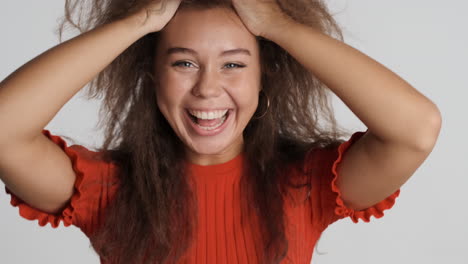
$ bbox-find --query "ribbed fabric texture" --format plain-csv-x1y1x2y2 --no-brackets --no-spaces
5,129,400,263
183,154,261,263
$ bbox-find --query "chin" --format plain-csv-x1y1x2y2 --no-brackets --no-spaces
189,140,231,156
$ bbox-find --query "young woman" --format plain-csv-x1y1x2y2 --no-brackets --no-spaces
0,0,441,263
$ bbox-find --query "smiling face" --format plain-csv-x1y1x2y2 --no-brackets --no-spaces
154,6,262,165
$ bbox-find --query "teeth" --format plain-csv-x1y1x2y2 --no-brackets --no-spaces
197,115,227,131
188,109,228,120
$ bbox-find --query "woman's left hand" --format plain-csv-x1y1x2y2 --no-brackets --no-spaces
231,0,294,38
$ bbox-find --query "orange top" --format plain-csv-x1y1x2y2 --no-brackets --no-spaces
5,129,400,264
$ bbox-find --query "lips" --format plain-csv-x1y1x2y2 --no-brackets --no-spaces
184,108,232,136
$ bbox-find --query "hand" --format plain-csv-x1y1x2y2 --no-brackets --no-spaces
231,0,294,38
130,0,182,34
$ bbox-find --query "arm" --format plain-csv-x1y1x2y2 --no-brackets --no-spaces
0,0,181,214
233,1,442,210
265,23,441,151
0,16,146,145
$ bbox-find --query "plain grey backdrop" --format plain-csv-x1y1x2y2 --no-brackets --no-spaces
0,0,466,263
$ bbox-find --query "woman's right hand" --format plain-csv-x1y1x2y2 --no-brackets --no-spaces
0,0,182,219
131,0,182,34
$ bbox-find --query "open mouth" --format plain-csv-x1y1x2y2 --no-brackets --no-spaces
186,109,230,131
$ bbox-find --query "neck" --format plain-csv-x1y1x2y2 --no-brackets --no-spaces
186,140,244,166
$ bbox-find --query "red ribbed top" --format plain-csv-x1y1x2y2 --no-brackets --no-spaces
5,129,400,263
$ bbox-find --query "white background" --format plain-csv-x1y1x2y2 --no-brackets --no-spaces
0,0,466,263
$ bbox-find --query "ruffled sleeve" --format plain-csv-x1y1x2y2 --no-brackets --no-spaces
307,130,400,227
4,129,119,236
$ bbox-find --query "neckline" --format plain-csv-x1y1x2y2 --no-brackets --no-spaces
187,152,244,176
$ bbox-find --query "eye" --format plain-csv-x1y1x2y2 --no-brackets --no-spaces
224,63,246,69
172,61,195,68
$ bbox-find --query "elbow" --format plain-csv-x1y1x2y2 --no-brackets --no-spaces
414,106,442,152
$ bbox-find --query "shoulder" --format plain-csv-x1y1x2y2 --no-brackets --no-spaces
42,129,120,183
5,129,121,234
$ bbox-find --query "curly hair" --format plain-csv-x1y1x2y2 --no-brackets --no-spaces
57,0,352,263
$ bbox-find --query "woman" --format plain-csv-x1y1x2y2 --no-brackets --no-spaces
0,0,441,263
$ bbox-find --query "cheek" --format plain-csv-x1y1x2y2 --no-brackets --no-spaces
227,73,261,111
156,72,191,109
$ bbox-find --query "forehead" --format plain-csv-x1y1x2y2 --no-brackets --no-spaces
157,7,258,55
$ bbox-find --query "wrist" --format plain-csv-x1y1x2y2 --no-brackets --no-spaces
118,11,154,38
261,16,297,40
265,19,314,50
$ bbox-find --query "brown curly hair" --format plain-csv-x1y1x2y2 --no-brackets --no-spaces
57,0,352,263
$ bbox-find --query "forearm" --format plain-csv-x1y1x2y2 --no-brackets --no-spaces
266,22,441,150
0,15,148,144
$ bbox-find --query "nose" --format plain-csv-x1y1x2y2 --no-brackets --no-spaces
191,67,223,98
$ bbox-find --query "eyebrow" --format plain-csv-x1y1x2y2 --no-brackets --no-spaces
166,47,251,57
